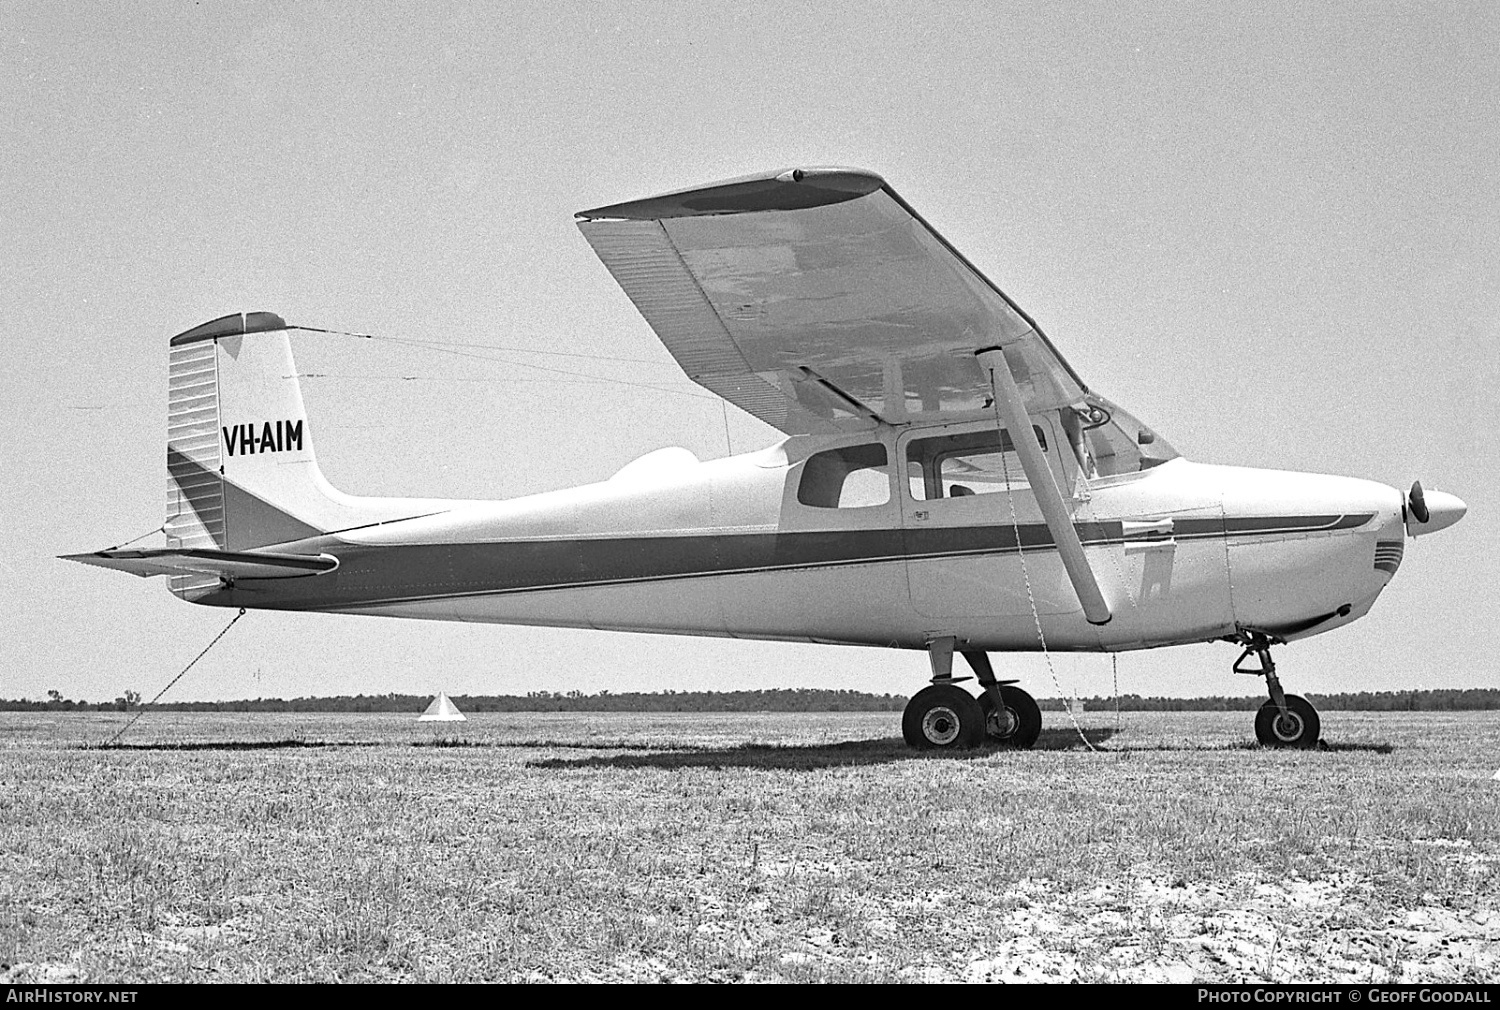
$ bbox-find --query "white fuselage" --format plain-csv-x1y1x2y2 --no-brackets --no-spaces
221,420,1407,655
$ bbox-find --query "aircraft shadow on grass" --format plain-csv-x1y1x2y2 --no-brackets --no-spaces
1077,738,1395,755
522,727,1124,771
518,728,1395,770
85,731,1392,759
92,740,381,751
1317,739,1396,754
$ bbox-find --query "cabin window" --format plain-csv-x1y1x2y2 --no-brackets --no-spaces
797,444,891,508
905,427,1046,501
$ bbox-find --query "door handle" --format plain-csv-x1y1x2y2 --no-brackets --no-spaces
1121,518,1175,552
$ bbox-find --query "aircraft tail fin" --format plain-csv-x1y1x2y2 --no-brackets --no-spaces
162,312,459,600
61,313,455,599
166,313,338,597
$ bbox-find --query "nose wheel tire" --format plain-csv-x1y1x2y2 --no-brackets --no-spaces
902,684,986,750
978,685,1042,749
1254,694,1320,749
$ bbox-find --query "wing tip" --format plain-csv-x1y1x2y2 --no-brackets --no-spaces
576,166,885,221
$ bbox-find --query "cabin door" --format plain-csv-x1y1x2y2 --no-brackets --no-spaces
897,422,1081,620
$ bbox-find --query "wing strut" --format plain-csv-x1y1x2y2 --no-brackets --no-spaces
975,348,1112,626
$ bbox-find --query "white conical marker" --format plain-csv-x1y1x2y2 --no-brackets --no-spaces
419,693,466,722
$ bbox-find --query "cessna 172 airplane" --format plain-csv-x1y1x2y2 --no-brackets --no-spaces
65,167,1466,751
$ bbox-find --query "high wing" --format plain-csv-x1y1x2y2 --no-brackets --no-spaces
576,167,1090,435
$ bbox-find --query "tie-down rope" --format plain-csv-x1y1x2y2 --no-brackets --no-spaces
989,398,1097,753
102,608,247,746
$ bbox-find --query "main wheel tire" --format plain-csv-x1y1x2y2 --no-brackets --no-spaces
902,685,986,750
978,686,1043,749
1254,694,1321,749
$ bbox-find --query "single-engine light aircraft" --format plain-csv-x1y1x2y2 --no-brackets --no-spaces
66,168,1467,750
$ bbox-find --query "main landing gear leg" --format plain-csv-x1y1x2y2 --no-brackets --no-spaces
901,637,986,750
963,650,1042,749
1234,634,1321,749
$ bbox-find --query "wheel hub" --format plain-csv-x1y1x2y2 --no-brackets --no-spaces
1273,711,1304,741
921,706,962,746
986,707,1019,739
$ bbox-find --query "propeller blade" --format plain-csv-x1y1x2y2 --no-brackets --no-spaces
1408,481,1430,524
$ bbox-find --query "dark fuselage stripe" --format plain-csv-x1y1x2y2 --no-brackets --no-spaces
209,513,1375,612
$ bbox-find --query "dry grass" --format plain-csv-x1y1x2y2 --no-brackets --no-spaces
1,709,1497,982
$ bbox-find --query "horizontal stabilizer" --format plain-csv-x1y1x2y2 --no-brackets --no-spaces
60,548,338,581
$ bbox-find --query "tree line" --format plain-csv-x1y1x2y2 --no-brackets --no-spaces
2,689,907,713
6,688,1500,713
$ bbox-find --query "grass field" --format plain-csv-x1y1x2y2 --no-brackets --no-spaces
2,709,1497,983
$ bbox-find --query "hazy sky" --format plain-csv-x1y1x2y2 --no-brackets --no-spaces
4,3,1496,704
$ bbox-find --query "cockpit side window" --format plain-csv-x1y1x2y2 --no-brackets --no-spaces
796,443,891,508
905,427,1046,501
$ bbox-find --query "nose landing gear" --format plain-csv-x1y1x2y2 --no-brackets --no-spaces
1233,633,1322,749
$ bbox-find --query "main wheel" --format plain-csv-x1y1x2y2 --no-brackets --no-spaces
1254,694,1321,749
978,686,1043,749
902,685,986,750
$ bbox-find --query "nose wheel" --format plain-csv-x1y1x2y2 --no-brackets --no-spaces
1254,694,1320,748
1234,633,1322,749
